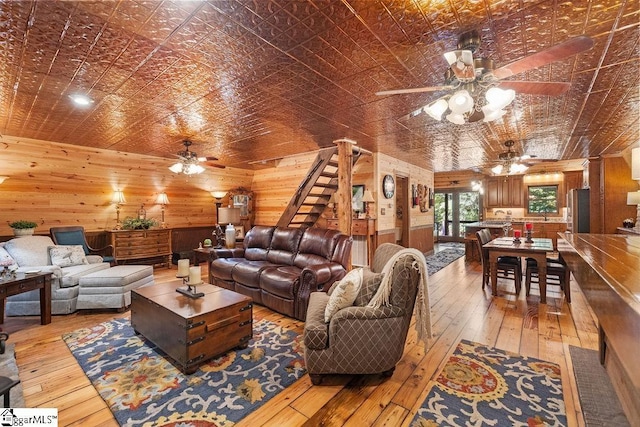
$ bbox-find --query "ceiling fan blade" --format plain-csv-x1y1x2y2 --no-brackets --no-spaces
376,85,452,96
197,156,219,161
492,35,594,80
497,80,571,96
205,163,226,169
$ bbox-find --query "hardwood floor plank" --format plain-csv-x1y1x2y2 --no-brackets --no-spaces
3,253,596,426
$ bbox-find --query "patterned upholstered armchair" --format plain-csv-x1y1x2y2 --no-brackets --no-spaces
303,243,427,385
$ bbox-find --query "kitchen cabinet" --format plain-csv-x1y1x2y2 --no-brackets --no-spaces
484,176,523,208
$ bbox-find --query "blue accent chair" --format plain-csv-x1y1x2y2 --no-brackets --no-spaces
50,226,115,265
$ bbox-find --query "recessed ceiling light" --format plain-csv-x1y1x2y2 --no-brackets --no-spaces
69,94,94,106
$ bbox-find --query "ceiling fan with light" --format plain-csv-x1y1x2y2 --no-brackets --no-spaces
490,140,555,175
169,140,225,175
376,31,594,124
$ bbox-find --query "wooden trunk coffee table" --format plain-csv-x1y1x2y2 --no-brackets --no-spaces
131,280,252,374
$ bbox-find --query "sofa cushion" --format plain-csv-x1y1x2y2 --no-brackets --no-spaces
260,265,302,299
48,245,88,267
210,257,246,281
266,227,303,265
4,236,55,266
232,260,276,288
324,268,362,322
60,263,111,288
243,226,274,261
354,268,384,307
298,228,339,259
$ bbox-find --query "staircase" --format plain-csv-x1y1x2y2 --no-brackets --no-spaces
276,146,363,228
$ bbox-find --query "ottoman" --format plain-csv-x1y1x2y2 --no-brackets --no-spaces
77,265,154,310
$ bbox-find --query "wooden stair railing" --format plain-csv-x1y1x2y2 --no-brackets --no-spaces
276,147,363,228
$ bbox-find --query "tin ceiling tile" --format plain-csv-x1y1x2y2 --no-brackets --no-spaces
0,0,638,172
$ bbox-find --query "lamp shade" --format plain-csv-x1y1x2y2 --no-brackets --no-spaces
448,90,474,114
424,98,448,121
0,176,8,184
211,191,227,199
218,207,241,224
362,189,375,203
156,192,170,205
112,190,126,205
627,191,640,205
632,147,640,180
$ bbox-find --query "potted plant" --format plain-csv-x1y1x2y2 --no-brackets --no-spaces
9,220,38,237
122,217,158,230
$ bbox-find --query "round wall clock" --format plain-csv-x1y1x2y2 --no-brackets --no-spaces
382,174,395,199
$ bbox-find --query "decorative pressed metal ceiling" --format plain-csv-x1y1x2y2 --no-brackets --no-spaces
0,0,638,173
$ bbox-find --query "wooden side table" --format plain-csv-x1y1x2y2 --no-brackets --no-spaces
0,272,52,325
194,246,245,265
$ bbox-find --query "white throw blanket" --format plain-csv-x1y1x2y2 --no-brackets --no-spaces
367,248,432,351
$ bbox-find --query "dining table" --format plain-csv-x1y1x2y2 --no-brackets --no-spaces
483,237,555,303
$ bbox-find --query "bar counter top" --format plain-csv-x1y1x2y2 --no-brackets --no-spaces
557,233,640,421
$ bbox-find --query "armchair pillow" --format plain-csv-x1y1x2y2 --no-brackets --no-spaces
48,245,88,267
324,268,363,322
354,268,384,307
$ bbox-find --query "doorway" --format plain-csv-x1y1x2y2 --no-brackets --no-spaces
434,190,481,242
395,175,409,247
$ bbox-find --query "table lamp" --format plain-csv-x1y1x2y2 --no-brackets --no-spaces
362,189,375,218
218,207,241,249
627,190,640,228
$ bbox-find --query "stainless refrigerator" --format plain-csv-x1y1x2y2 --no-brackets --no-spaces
568,188,590,233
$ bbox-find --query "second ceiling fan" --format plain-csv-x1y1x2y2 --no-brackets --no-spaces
376,31,594,124
169,140,225,175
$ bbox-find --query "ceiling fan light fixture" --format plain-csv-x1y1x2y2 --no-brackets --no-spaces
446,112,466,125
485,87,515,110
509,163,528,174
448,90,474,114
183,163,205,175
481,105,507,122
169,163,184,173
424,98,449,121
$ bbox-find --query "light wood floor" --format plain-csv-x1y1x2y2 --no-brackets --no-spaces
4,255,597,426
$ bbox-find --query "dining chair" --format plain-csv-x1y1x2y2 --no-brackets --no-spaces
50,226,115,265
524,256,571,303
476,229,522,294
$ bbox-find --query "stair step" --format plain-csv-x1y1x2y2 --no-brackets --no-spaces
308,193,332,198
314,183,338,189
301,202,326,206
328,160,338,168
320,171,338,178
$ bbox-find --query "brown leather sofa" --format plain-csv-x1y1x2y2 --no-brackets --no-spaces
209,226,352,321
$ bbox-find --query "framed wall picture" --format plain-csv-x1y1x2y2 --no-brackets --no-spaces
352,184,365,213
235,225,245,239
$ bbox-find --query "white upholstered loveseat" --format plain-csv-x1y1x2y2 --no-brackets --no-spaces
0,235,111,315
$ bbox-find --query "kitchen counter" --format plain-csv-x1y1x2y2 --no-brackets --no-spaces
484,218,569,224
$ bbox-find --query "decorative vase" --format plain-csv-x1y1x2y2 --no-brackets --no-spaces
12,228,35,237
225,224,236,249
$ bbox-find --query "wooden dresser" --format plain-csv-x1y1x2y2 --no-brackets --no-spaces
107,229,172,268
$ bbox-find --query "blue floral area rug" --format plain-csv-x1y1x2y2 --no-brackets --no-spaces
411,340,567,427
62,318,306,426
425,248,465,275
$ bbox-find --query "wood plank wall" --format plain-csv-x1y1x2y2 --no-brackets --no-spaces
0,135,253,237
1,136,437,256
